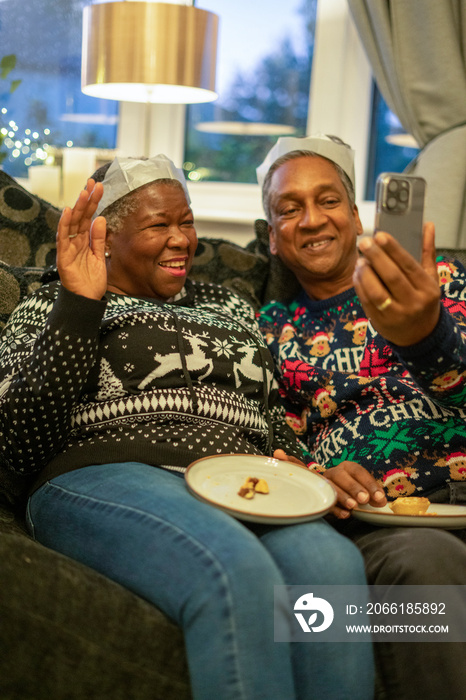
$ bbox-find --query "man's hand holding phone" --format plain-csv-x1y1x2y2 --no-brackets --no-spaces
353,222,441,347
353,171,441,346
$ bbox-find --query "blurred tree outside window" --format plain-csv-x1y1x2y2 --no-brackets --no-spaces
0,0,118,179
184,0,317,184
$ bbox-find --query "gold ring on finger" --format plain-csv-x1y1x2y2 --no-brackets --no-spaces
68,233,78,239
376,297,392,312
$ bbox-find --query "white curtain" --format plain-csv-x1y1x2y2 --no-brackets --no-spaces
347,0,466,248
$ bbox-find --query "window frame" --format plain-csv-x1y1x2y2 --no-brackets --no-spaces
117,0,376,233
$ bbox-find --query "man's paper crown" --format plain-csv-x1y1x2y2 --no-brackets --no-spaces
256,134,355,190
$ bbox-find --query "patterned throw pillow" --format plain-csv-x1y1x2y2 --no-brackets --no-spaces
189,236,270,309
247,218,301,304
0,170,59,269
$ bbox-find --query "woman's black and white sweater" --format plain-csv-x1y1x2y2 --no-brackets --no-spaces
0,279,304,497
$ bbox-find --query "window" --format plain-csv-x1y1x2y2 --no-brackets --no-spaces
0,0,117,180
183,0,317,185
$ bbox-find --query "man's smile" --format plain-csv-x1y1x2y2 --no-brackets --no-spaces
302,237,334,250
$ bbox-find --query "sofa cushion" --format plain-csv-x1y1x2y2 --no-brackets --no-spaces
0,515,192,700
246,218,302,304
189,236,270,308
0,171,59,269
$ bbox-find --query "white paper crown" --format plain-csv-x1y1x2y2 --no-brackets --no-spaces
256,134,355,189
95,154,190,216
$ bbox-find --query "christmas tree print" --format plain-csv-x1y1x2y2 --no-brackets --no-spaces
96,358,125,400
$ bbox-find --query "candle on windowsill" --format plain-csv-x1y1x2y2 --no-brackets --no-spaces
62,148,97,206
28,165,62,207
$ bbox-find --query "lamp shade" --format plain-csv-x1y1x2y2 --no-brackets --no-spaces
81,2,219,104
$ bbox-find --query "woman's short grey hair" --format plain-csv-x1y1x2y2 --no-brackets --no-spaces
90,162,186,233
261,149,355,223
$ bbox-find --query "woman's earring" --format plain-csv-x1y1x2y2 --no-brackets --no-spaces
105,251,110,258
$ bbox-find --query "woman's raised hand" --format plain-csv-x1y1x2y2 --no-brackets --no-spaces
56,179,108,300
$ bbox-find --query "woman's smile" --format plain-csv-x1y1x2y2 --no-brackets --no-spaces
158,257,189,276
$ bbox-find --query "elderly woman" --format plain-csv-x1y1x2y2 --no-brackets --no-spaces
0,155,373,700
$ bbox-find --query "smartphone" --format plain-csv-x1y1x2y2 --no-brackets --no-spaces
374,173,426,260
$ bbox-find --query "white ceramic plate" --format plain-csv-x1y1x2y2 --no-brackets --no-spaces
353,503,466,529
185,454,336,524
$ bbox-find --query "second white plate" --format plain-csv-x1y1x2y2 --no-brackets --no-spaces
353,503,466,529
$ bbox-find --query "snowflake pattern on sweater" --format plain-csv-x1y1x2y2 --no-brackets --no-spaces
259,257,466,498
0,279,304,502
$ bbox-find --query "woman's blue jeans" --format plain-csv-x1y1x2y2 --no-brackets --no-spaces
27,462,374,700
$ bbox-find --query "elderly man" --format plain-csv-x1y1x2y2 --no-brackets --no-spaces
257,135,466,700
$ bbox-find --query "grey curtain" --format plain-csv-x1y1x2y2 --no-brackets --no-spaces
347,0,466,247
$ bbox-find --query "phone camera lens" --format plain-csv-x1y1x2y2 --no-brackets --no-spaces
387,197,398,209
399,188,409,202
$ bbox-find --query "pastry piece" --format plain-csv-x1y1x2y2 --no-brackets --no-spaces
238,477,269,499
389,496,430,515
238,486,255,499
254,478,269,494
